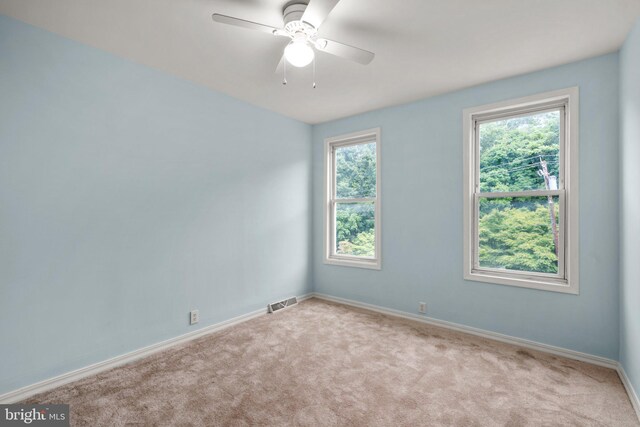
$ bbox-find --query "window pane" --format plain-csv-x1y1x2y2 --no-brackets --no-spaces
335,202,375,257
478,196,560,274
479,111,560,193
336,142,376,199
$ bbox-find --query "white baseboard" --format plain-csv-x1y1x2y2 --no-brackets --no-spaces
3,291,636,422
311,293,618,369
0,293,313,404
617,364,640,421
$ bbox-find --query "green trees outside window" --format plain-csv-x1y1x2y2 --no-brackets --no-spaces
332,112,561,273
478,111,561,274
335,142,376,257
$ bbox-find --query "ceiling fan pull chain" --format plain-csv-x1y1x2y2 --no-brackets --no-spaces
283,59,287,85
312,55,316,89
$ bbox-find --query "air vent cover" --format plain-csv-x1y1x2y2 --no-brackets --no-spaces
268,296,298,313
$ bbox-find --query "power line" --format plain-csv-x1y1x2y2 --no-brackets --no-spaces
483,160,559,175
480,154,558,172
480,154,558,170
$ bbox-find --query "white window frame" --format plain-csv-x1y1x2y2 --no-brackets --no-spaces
463,87,579,294
324,128,381,270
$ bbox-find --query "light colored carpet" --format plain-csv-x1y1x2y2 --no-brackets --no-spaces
26,298,638,426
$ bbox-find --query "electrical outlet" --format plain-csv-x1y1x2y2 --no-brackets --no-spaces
190,310,199,325
419,302,426,314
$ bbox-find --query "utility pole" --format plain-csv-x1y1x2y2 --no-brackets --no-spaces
539,156,559,259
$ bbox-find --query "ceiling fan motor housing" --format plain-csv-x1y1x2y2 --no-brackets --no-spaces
283,3,308,25
282,2,317,44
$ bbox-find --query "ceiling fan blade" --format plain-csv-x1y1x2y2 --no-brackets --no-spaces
315,38,375,65
301,0,341,29
212,13,281,36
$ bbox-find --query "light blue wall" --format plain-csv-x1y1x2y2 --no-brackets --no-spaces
0,11,631,398
620,17,640,399
0,16,312,394
313,53,621,359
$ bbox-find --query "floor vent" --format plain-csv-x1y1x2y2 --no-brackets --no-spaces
268,296,298,313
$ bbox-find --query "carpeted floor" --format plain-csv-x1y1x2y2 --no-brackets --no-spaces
26,298,638,426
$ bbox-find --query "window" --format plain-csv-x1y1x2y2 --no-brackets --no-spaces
324,128,381,269
463,88,579,294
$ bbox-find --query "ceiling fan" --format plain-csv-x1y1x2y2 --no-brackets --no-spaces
212,0,375,71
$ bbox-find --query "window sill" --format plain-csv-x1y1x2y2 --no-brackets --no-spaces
464,270,578,294
324,256,381,270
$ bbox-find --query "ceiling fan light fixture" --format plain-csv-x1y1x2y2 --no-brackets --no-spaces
284,38,315,68
212,0,376,71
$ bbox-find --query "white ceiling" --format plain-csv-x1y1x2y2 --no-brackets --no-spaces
1,0,639,124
